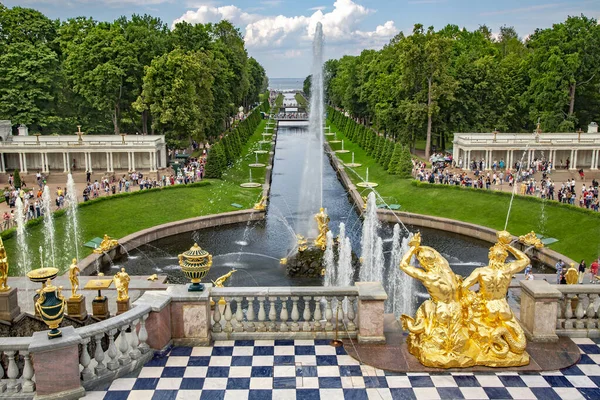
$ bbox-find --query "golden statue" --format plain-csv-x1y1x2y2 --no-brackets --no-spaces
69,258,81,298
93,234,119,254
253,196,267,211
113,268,130,302
0,237,10,292
400,230,530,368
297,234,308,252
147,274,158,281
565,263,579,285
518,231,543,249
212,269,237,306
314,207,330,250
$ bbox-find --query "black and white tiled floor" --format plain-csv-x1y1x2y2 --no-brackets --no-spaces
83,338,600,400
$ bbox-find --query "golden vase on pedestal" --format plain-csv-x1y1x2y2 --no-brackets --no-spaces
35,278,66,339
178,243,213,292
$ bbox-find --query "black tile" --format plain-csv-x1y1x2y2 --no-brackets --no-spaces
254,346,275,356
234,340,255,346
274,340,294,346
231,356,253,366
318,377,342,388
211,347,234,356
188,356,211,366
316,356,338,366
206,367,230,378
544,375,574,387
273,377,297,389
251,366,274,378
169,347,193,356
180,378,204,390
388,389,417,400
199,390,225,400
227,378,251,389
132,378,159,390
295,389,320,400
453,375,481,387
339,366,362,376
248,390,273,400
295,346,316,355
483,387,512,400
408,376,434,387
342,389,369,400
529,388,562,400
579,345,600,354
160,367,186,378
104,391,129,400
437,387,464,399
274,356,295,365
498,375,527,387
151,390,178,400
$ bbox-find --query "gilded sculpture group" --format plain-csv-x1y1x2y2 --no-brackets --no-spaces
400,230,535,368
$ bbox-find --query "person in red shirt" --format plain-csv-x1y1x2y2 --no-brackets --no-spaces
591,259,599,284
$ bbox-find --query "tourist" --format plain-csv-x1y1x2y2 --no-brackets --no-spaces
560,271,567,284
86,170,91,183
578,260,587,284
525,271,534,280
591,259,599,284
555,260,565,284
2,212,10,230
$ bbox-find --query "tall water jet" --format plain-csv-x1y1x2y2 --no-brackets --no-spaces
65,174,81,262
338,237,353,287
359,192,381,282
323,231,336,287
372,236,385,283
388,224,413,316
14,197,29,274
41,185,56,267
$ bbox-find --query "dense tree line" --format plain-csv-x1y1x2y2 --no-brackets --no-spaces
0,5,268,148
322,16,600,158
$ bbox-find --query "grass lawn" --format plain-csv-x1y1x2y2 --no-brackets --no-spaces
4,118,273,276
327,119,600,264
295,93,308,108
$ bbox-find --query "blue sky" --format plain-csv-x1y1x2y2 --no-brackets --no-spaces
7,0,600,78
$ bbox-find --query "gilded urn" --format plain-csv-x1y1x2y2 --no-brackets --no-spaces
35,278,66,339
178,243,213,292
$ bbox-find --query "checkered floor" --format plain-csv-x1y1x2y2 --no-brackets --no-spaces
83,338,600,400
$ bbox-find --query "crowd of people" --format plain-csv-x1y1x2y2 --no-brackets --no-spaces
554,259,600,284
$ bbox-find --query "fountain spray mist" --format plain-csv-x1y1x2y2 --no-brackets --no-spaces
41,185,56,267
14,197,29,274
323,231,336,287
388,224,413,316
65,174,81,261
359,192,381,282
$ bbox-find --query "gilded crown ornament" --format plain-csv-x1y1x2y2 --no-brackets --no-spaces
178,243,213,292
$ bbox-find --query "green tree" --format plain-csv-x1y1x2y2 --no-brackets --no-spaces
13,169,21,189
395,146,414,178
387,143,403,173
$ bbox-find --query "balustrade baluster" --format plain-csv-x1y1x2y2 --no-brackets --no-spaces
325,297,334,331
257,297,267,332
556,294,565,330
302,297,312,332
224,298,233,333
235,297,245,332
564,294,574,329
246,297,256,332
212,301,222,332
336,296,345,329
268,297,277,332
106,329,120,371
0,351,4,390
80,338,95,381
21,351,35,393
279,296,289,332
347,297,356,331
5,350,21,392
313,297,323,331
139,313,150,354
94,333,107,376
129,319,142,360
291,297,300,332
586,294,598,329
575,294,586,329
118,325,132,366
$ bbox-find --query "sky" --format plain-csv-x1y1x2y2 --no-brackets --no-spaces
6,0,600,78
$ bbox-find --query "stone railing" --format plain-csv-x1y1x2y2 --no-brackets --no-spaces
0,338,35,398
519,280,600,342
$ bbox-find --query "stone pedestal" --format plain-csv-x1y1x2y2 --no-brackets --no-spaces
116,298,131,315
168,284,212,346
0,287,21,322
66,295,87,320
92,296,110,320
355,282,388,344
519,280,562,343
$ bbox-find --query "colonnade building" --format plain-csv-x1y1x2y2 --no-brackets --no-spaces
0,122,167,174
452,122,600,171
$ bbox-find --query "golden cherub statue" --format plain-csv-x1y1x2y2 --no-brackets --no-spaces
113,268,130,302
297,234,308,252
518,231,544,249
314,207,330,250
0,237,10,292
69,258,81,298
400,230,530,368
565,263,579,285
93,234,119,254
253,196,267,211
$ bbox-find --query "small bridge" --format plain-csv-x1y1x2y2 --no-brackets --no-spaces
274,112,309,122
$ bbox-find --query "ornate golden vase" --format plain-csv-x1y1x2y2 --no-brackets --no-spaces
178,243,212,292
35,278,66,339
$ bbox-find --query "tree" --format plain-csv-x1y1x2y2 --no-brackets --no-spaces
204,143,226,179
13,169,21,189
395,146,414,178
303,75,312,98
387,143,403,173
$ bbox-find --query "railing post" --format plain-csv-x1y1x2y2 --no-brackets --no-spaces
30,326,85,399
519,280,561,342
167,285,212,346
355,282,388,344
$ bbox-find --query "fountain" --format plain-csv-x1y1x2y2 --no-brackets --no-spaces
359,192,381,282
14,197,29,276
345,152,362,168
240,169,262,188
323,231,336,285
254,142,268,155
335,140,350,154
41,185,56,268
388,224,413,316
356,167,378,188
329,133,341,144
249,153,266,168
65,173,81,262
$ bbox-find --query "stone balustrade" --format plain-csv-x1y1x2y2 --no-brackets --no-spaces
0,338,35,398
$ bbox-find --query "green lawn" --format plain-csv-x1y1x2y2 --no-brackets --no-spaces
295,93,308,108
5,119,273,276
327,120,600,264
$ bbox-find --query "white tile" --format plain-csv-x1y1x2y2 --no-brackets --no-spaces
183,367,207,378
274,365,296,377
213,340,234,346
431,375,458,387
249,377,273,389
209,356,232,366
566,375,597,388
297,377,319,388
138,367,164,378
254,340,275,346
315,346,338,355
506,387,537,400
385,376,411,388
519,375,550,387
460,387,489,399
367,388,393,400
337,355,360,366
577,364,600,376
319,389,345,400
351,376,366,388
340,376,355,388
295,355,316,365
156,378,182,390
589,354,600,364
317,366,340,377
271,389,296,400
191,347,213,356
224,390,249,400
232,346,255,356
128,391,155,400
360,365,385,377
571,338,595,344
109,378,137,391
553,387,586,400
414,387,441,400
175,391,201,400
294,339,315,346
541,371,563,376
202,378,228,390
274,346,295,356
166,356,189,367
229,366,252,378
252,356,274,366
475,375,503,387
81,392,107,400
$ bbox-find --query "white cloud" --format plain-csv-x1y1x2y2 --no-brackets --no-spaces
309,6,328,11
173,5,260,26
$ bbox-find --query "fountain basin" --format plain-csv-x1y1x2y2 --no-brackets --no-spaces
335,150,350,154
345,163,362,168
254,150,269,154
249,163,266,168
240,182,262,188
356,182,379,188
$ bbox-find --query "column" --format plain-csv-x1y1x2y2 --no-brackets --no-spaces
131,152,136,171
88,153,93,173
109,152,114,172
0,154,5,173
39,153,44,173
465,150,471,170
106,152,110,172
569,149,575,169
84,152,89,172
148,151,153,172
22,153,27,173
593,149,598,170
62,152,67,173
44,153,49,173
66,152,70,173
573,150,578,169
127,152,132,171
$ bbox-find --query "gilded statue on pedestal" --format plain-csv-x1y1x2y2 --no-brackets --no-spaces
518,231,543,249
69,258,81,298
400,230,530,368
114,268,130,302
0,238,10,292
314,208,330,250
93,234,119,254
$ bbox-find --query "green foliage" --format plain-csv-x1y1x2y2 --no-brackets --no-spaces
396,146,413,178
13,169,21,189
387,143,403,174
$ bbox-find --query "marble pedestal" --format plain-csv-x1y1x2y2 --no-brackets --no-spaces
92,296,110,320
116,298,131,315
66,295,87,320
0,287,21,322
